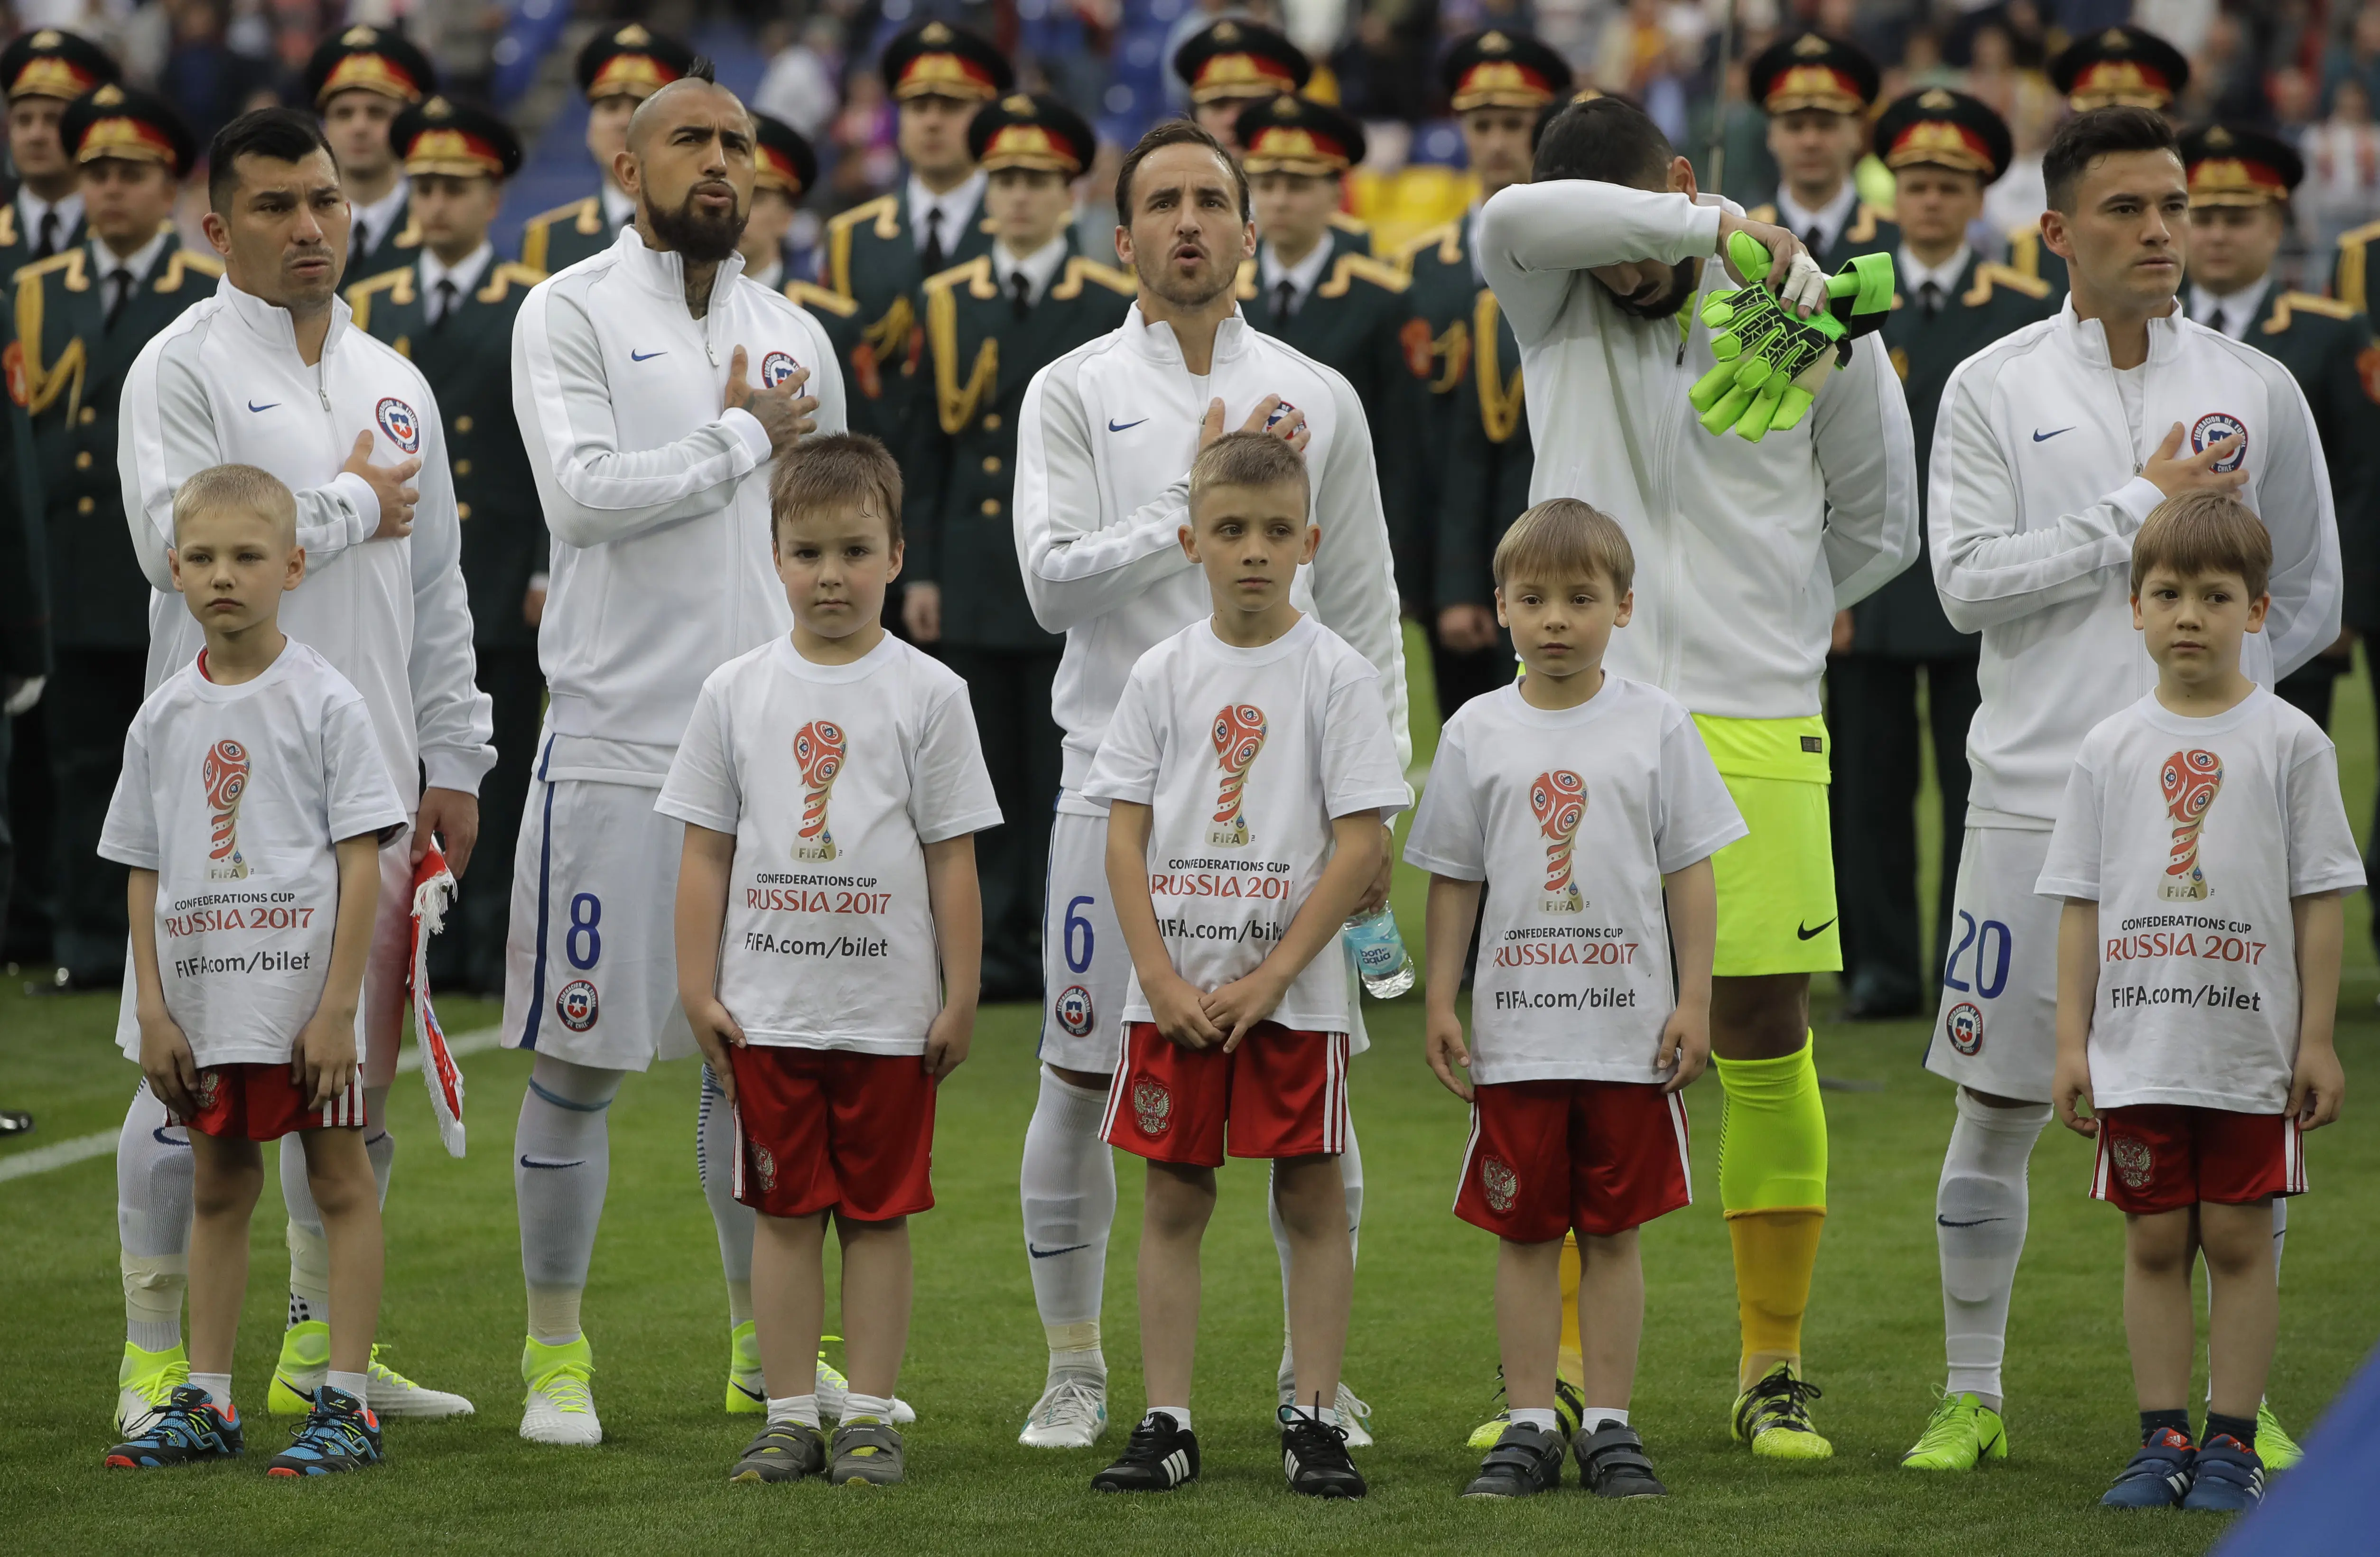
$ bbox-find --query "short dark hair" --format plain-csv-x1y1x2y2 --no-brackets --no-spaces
207,107,336,213
1534,95,1673,187
1115,118,1250,226
770,433,904,549
2132,491,2272,600
2043,106,2178,214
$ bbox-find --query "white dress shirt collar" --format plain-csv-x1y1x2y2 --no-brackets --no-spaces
2188,275,2272,338
907,169,987,256
745,256,785,291
1777,181,1858,256
19,186,84,248
349,177,410,257
419,242,495,311
994,234,1070,307
1258,235,1335,313
92,227,171,288
1897,243,1971,301
601,182,637,229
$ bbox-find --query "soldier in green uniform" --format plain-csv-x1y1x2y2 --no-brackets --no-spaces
344,97,544,996
1399,30,1568,719
518,25,695,276
822,21,1012,460
1829,88,2054,1019
0,293,49,964
305,25,436,283
1743,32,1897,272
2012,26,2191,297
736,112,818,292
1234,94,1424,605
14,85,220,991
904,94,1133,1000
1174,19,1311,158
0,30,117,277
2179,123,2380,736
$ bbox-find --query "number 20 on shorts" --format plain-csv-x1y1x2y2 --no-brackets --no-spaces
1941,910,2010,999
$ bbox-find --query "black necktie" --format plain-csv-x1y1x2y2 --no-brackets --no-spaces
34,209,59,260
1010,268,1031,320
1804,224,1824,258
1919,279,1943,318
921,208,946,275
350,217,370,272
1274,278,1297,323
432,278,458,326
104,269,131,327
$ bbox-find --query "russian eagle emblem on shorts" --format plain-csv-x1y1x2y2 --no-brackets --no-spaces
2111,1133,2154,1191
1944,1001,1984,1056
2189,412,2248,473
376,396,421,454
1056,984,1095,1038
1132,1077,1172,1137
1480,1155,1519,1215
195,1069,222,1111
556,979,599,1032
760,350,799,388
751,1142,778,1194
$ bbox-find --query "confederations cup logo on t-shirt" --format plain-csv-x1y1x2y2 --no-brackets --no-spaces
556,979,599,1032
1944,1001,1984,1057
1056,984,1095,1038
1208,704,1267,848
793,720,847,862
1480,1154,1519,1214
750,1142,778,1194
1529,769,1587,914
760,350,799,388
202,739,250,880
2190,412,2249,474
2157,748,2223,901
376,396,421,454
2110,1132,2155,1191
1132,1076,1173,1137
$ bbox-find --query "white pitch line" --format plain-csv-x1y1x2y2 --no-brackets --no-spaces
0,1026,504,1185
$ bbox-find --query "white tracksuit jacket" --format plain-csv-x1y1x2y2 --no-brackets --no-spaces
120,280,493,807
1930,303,2341,826
1013,305,1411,799
512,227,847,755
1478,181,1919,719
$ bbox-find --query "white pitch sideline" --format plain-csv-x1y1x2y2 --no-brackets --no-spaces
0,1026,503,1185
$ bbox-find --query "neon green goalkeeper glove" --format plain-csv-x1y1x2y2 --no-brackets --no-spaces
1688,237,1896,442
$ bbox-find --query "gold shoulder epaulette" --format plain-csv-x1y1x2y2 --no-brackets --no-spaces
475,261,545,304
155,249,222,292
1317,252,1411,298
343,266,415,331
1748,203,1780,226
1961,262,2053,306
1328,210,1370,236
784,278,860,317
521,197,600,272
1846,202,1887,245
1394,221,1462,275
1052,257,1137,299
11,248,83,288
922,255,997,300
2280,289,2354,320
826,195,902,297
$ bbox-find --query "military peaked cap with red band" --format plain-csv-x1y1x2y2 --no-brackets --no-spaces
575,24,694,104
2051,25,2189,112
2181,123,2304,207
1748,31,1879,116
1236,94,1366,175
305,24,435,107
60,83,195,176
752,111,820,196
1175,20,1311,105
1441,29,1571,112
967,93,1097,177
2,28,118,102
880,21,1013,103
391,96,522,181
1873,88,2012,183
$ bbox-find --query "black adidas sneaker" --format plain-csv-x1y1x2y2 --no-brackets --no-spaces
1279,1403,1367,1498
1090,1411,1199,1492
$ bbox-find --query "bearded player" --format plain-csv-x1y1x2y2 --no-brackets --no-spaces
1478,95,1917,1458
1009,119,1409,1450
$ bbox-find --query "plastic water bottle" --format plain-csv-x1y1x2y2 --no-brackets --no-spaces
1344,908,1415,999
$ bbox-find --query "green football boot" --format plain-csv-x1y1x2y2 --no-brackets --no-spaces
1732,1362,1833,1460
116,1341,190,1436
1901,1391,2009,1471
2258,1399,2304,1472
520,1335,601,1446
727,1321,765,1414
268,1320,330,1415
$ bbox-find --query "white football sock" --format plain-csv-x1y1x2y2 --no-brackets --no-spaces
1584,1407,1629,1430
844,1391,896,1423
768,1393,820,1428
190,1371,232,1407
1937,1089,2049,1411
697,1065,757,1331
117,1083,193,1351
1272,1111,1361,1379
280,1086,394,1329
515,1056,624,1344
1510,1407,1560,1433
327,1369,370,1403
2272,1196,2286,1280
1148,1407,1190,1432
1020,1067,1116,1378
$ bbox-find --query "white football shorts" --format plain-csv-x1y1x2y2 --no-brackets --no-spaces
1925,825,2061,1103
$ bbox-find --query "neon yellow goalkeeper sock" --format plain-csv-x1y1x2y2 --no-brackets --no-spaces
1717,1038,1829,1391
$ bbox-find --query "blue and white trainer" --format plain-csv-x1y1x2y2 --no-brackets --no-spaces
267,1386,384,1477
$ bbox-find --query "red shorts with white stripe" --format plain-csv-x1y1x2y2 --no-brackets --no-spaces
2090,1103,2304,1214
1102,1021,1348,1168
1454,1079,1692,1242
727,1045,936,1223
172,1063,368,1140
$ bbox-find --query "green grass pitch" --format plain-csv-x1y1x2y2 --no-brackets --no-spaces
6,640,2378,1555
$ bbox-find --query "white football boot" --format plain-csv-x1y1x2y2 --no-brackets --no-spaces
1019,1374,1110,1448
520,1336,602,1446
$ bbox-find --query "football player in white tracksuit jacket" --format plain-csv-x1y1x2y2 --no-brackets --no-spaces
1007,122,1410,1452
113,109,492,1427
1477,96,1917,1458
1907,108,2339,1472
503,75,846,1446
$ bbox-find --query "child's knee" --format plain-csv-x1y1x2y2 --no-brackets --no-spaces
2197,1201,2275,1278
2124,1209,2194,1273
301,1131,379,1217
192,1158,263,1219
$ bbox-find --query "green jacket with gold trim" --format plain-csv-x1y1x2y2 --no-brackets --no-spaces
15,235,220,650
824,191,997,455
1747,196,1901,272
519,190,629,277
1434,285,1532,615
345,256,549,650
2236,285,2380,634
905,250,1137,651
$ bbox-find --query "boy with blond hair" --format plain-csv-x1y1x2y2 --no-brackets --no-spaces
663,435,999,1487
101,465,408,1477
2045,492,2357,1514
1411,498,1744,1499
1082,431,1409,1499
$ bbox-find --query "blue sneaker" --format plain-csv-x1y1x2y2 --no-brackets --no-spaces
268,1386,384,1477
2180,1433,2265,1512
104,1385,242,1469
2101,1427,2195,1508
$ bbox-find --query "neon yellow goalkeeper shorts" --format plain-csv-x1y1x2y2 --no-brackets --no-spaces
1693,714,1841,978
